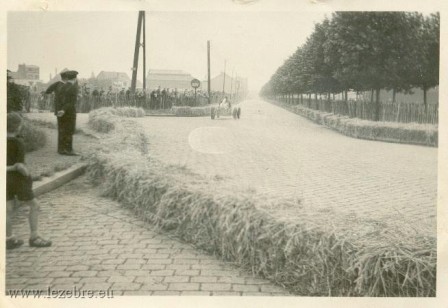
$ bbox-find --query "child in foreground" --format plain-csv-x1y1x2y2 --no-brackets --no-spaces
6,112,52,249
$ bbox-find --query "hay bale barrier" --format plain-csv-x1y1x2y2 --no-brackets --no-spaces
21,117,47,152
145,105,235,117
172,106,211,117
85,108,436,296
88,107,145,133
268,99,438,147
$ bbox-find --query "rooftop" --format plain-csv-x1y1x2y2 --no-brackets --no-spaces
148,69,191,76
97,71,131,80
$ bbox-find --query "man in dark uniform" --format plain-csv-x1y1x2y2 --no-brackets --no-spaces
45,72,68,153
57,70,79,156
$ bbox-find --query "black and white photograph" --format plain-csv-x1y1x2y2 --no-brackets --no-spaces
1,0,447,307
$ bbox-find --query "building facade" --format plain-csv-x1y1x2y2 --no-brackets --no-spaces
146,69,195,90
202,72,248,95
9,64,42,88
96,71,132,91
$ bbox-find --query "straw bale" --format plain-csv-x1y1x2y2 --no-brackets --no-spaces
20,117,47,152
274,101,437,147
84,108,436,296
172,106,211,117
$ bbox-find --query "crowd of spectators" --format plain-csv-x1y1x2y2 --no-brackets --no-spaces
31,84,242,113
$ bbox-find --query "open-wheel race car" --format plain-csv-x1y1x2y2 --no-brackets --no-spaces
210,99,241,120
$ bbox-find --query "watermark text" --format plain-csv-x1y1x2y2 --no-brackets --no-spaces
7,286,114,299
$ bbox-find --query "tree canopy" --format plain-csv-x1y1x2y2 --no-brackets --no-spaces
260,12,440,112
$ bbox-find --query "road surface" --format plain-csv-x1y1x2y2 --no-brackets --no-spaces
136,97,437,236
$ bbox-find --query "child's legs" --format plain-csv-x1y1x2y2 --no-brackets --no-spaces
6,200,15,238
21,199,39,239
16,175,39,238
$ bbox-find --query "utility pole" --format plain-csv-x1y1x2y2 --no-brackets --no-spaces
236,75,240,101
207,40,211,104
142,11,146,92
131,11,144,94
230,69,234,100
222,60,227,96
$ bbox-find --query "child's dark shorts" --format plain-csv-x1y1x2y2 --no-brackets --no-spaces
7,172,34,201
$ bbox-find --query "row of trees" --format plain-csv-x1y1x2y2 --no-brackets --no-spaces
260,12,439,121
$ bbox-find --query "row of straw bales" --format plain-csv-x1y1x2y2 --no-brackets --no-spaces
269,100,438,147
172,106,212,117
85,107,436,296
88,107,145,133
145,105,236,117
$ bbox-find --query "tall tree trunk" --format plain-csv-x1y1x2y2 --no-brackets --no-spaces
370,89,374,104
392,88,396,103
375,88,381,121
423,86,428,113
345,90,348,102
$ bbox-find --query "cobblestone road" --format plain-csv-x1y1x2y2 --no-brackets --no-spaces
136,98,438,236
6,177,289,296
16,100,436,295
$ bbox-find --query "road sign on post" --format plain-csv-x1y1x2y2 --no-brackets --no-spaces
191,79,201,106
191,79,201,89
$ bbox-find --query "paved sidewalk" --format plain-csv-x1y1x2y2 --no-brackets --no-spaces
6,176,290,296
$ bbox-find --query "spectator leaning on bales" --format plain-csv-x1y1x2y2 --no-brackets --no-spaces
45,71,68,154
57,70,79,156
6,112,52,249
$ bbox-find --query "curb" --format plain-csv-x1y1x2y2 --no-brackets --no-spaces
33,163,88,197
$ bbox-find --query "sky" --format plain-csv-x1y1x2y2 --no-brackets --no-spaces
8,11,328,92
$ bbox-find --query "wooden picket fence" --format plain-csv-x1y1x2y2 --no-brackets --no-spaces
278,96,438,124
